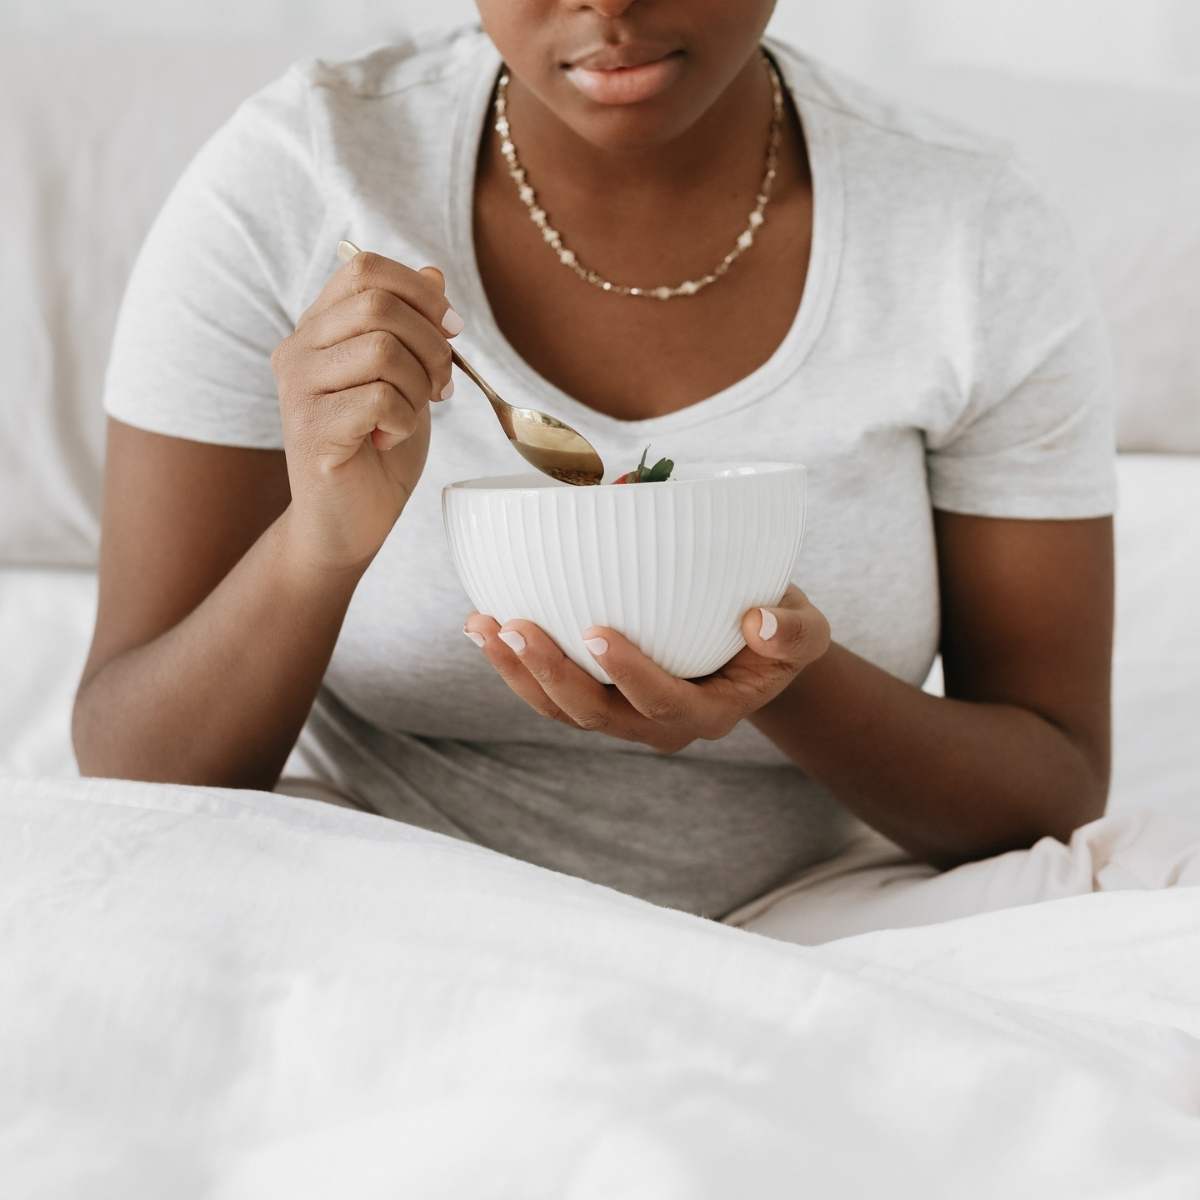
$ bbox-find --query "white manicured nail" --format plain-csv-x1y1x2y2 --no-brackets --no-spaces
498,630,526,654
463,629,485,648
440,379,455,401
584,637,609,657
758,608,778,641
442,307,465,336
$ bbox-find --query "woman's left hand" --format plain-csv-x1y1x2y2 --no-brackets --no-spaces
463,585,831,754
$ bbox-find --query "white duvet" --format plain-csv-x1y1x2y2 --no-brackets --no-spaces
2,776,1198,1199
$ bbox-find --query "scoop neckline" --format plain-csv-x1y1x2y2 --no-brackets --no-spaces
447,35,845,440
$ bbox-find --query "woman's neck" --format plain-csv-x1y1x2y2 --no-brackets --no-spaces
495,50,780,218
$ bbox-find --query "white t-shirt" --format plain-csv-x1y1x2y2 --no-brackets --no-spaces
104,26,1117,918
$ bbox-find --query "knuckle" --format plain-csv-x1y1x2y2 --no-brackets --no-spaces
643,697,685,726
388,407,418,437
527,658,564,689
596,659,628,687
362,287,393,319
348,250,377,280
573,709,612,734
368,380,395,412
784,627,808,656
367,329,395,359
786,611,830,663
418,273,446,306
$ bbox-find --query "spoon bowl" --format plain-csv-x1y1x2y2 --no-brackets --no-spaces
336,241,604,485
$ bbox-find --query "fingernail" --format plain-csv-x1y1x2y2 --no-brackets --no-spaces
442,307,465,336
584,637,609,657
440,379,455,401
758,608,778,641
498,630,526,654
463,629,485,648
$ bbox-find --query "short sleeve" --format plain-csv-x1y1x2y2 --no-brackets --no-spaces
925,158,1117,519
103,64,328,448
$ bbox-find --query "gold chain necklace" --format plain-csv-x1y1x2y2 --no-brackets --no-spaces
493,52,784,301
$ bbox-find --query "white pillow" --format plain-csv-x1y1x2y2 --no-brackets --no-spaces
0,36,307,566
1109,455,1200,815
883,64,1200,455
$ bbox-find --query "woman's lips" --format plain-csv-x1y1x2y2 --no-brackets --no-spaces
564,53,684,106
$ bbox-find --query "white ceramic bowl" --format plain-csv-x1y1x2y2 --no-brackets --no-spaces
442,462,806,684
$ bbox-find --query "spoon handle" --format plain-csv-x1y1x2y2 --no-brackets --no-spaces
450,347,504,412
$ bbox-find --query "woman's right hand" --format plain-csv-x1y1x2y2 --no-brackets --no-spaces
270,250,465,575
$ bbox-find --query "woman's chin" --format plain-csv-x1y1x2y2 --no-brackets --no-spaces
553,94,705,155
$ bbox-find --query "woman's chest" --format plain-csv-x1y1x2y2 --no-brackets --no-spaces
470,175,814,421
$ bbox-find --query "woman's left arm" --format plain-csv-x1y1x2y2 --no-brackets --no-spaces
750,511,1113,867
467,510,1113,870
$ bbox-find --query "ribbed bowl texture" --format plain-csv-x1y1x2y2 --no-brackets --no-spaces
442,463,807,685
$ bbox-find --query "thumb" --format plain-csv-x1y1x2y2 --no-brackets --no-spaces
419,265,446,292
740,586,829,666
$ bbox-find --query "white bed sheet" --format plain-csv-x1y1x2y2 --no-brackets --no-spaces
1,775,1198,1199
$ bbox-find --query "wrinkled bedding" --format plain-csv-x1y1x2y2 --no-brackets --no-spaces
2,775,1198,1199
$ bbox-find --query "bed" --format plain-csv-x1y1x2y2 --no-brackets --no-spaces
3,774,1200,1197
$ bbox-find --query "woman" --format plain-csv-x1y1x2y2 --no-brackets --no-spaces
74,1,1116,926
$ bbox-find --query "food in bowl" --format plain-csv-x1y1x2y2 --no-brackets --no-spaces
613,446,675,485
442,462,807,685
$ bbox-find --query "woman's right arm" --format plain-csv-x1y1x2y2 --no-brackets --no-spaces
73,252,463,789
72,425,354,789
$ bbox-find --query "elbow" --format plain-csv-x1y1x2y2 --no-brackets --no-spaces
71,674,136,781
1037,715,1112,844
1048,769,1108,845
1070,775,1109,831
72,673,278,791
926,770,1109,872
1045,737,1110,844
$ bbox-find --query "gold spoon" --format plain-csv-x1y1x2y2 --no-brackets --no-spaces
336,240,604,486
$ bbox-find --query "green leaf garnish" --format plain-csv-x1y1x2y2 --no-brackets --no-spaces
643,457,674,483
616,445,673,484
